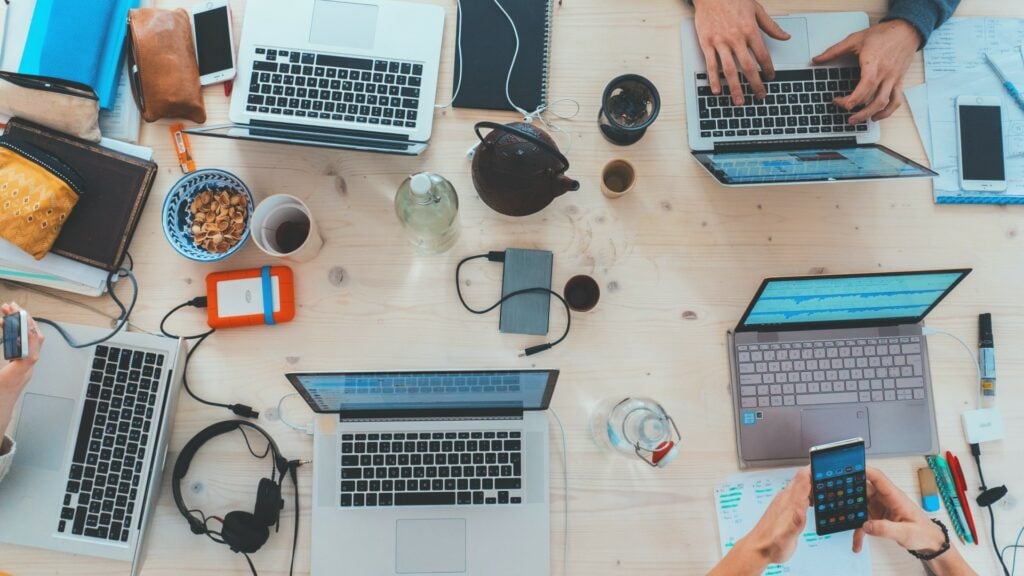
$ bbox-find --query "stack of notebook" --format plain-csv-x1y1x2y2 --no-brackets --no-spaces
0,118,157,295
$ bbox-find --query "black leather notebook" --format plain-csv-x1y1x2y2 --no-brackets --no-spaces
453,0,552,112
5,118,157,272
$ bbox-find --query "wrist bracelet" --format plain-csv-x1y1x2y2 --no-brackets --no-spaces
908,519,950,561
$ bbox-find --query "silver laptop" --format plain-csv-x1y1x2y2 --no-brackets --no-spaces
187,0,444,155
727,270,971,468
286,370,557,576
0,322,185,574
681,12,937,186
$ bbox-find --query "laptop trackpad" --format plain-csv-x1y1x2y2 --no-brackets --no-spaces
310,0,378,50
14,394,75,471
396,519,466,574
800,406,870,452
762,17,810,67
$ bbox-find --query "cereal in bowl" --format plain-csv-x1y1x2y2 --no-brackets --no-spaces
190,189,247,253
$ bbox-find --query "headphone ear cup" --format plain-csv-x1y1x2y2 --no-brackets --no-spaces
220,511,270,554
253,478,283,527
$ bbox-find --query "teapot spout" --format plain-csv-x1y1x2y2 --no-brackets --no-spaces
554,174,580,197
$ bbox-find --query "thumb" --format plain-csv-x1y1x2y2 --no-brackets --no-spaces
862,519,911,547
756,6,791,40
813,35,857,64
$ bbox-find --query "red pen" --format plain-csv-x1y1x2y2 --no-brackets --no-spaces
946,451,979,544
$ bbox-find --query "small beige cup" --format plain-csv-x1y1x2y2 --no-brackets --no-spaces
601,159,637,198
251,194,323,262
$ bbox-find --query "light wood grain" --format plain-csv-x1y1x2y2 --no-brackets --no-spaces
2,0,1023,574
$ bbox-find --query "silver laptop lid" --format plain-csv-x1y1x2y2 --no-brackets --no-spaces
735,269,971,333
286,370,559,418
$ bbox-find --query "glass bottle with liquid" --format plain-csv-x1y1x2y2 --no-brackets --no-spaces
394,172,460,254
590,397,681,468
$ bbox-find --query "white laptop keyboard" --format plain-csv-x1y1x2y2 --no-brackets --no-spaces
737,336,925,409
246,46,424,128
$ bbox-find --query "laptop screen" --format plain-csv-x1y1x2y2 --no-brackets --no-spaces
737,270,970,331
286,370,558,414
692,144,936,185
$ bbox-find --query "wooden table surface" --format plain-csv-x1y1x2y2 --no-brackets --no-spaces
3,0,1023,574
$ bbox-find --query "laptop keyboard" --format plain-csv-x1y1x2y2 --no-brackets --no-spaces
738,336,925,408
247,47,423,128
340,431,524,507
695,68,868,139
57,345,165,542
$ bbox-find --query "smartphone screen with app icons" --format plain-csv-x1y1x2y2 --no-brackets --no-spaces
810,437,868,535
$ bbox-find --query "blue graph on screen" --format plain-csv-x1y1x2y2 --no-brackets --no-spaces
745,273,963,326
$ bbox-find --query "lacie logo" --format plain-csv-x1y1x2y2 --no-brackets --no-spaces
980,422,992,428
245,289,253,303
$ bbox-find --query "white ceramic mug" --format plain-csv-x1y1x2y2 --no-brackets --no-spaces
250,194,323,262
600,159,637,199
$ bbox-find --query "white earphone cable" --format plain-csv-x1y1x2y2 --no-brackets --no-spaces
922,327,982,409
549,408,569,576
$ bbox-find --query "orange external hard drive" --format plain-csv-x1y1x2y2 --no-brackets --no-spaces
206,266,295,329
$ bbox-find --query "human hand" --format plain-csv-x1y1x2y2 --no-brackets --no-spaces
743,467,811,564
852,467,946,554
1,302,44,395
693,0,790,105
812,19,921,124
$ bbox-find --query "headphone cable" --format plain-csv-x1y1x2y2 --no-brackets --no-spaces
34,266,139,348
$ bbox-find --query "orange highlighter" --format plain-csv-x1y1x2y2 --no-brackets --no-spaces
946,451,979,544
206,266,295,329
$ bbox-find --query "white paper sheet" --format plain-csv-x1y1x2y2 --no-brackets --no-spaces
715,467,871,576
98,63,142,143
0,0,35,72
924,18,1024,80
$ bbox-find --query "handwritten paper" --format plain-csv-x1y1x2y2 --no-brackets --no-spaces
715,467,870,576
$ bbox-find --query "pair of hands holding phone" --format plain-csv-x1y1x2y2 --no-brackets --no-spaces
692,0,922,125
1,303,44,436
710,467,975,576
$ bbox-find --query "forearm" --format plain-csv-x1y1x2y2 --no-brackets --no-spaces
922,546,977,576
0,392,17,438
708,538,771,576
884,0,961,47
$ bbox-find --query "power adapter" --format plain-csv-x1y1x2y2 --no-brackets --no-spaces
962,408,1004,444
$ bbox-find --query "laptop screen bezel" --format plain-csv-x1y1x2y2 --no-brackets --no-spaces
734,269,972,333
285,369,559,417
691,143,938,186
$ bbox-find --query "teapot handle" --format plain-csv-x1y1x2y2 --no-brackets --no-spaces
474,121,570,172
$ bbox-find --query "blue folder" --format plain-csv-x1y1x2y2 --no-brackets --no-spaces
19,0,138,109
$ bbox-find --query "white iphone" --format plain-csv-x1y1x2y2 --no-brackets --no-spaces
956,95,1007,192
190,1,236,86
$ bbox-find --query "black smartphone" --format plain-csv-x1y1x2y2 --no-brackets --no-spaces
810,437,868,535
3,310,29,361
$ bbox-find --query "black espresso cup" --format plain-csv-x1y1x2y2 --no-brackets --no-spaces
564,275,601,312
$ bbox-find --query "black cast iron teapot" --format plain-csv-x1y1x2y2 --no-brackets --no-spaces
471,121,580,217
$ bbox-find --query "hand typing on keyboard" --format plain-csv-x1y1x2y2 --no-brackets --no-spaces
692,0,790,105
811,19,923,124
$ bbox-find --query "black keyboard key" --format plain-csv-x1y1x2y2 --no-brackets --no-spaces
495,478,521,490
395,492,456,506
253,60,277,72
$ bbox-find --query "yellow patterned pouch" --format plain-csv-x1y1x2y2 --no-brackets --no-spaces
0,138,82,259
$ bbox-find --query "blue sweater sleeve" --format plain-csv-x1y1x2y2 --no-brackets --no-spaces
883,0,961,47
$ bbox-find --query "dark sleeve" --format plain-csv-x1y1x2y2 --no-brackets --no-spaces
882,0,961,48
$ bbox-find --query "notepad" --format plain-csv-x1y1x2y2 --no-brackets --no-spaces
715,468,870,576
453,0,552,113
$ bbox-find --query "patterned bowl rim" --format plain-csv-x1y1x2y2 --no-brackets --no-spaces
161,168,254,262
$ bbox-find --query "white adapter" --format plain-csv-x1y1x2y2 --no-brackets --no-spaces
962,408,1005,444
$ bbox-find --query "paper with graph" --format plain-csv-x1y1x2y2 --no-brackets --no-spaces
714,467,870,576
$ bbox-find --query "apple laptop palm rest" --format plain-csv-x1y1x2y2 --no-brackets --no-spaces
396,519,466,573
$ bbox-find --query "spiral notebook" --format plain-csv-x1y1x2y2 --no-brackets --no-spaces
453,0,552,112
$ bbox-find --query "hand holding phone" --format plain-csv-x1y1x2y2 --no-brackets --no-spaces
956,96,1007,192
810,437,867,535
3,310,28,361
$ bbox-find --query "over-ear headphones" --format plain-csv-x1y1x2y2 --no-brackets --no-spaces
172,420,293,562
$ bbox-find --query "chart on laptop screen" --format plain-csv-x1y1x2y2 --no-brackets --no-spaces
694,146,933,184
744,272,964,326
294,371,551,411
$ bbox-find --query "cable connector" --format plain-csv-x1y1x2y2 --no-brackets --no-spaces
187,296,208,308
487,251,506,263
230,403,260,419
521,343,553,357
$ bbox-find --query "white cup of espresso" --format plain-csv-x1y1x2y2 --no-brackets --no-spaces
250,194,323,262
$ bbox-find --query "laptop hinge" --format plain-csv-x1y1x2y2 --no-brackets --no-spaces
712,136,858,153
338,408,524,422
250,119,412,142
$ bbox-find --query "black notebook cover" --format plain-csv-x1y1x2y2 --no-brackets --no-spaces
5,118,157,272
453,0,552,112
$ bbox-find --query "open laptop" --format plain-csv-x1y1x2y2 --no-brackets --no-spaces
727,269,971,468
0,322,185,575
286,369,557,576
681,12,937,186
186,0,444,155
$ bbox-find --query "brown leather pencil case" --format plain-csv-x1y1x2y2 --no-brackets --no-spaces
127,8,206,124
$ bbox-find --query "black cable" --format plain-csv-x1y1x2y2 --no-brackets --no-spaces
242,552,259,576
455,252,572,356
971,443,1012,576
160,298,258,419
286,461,302,576
35,267,138,348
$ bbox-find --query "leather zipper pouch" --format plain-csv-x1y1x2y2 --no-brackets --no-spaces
0,72,101,142
0,137,83,260
127,8,206,124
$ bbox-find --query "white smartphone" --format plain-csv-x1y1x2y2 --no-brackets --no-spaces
190,0,236,86
956,95,1007,192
